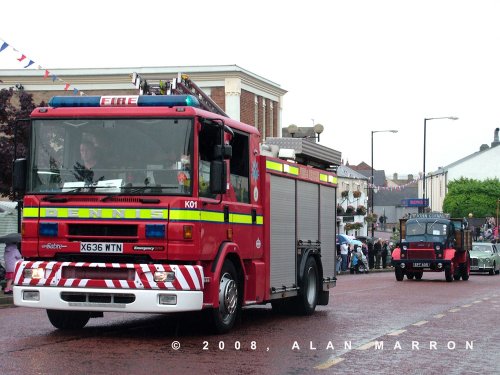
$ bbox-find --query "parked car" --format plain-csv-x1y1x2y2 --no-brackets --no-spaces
470,242,500,275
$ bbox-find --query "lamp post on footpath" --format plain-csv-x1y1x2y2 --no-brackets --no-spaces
422,117,458,212
371,129,398,237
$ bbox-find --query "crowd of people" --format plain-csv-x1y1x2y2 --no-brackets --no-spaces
336,238,393,274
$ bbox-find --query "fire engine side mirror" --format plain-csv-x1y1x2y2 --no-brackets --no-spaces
210,160,227,194
213,145,232,160
12,158,27,193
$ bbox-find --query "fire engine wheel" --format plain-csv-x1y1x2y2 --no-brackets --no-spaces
395,266,404,281
46,309,91,330
406,273,414,280
211,260,240,333
297,256,319,315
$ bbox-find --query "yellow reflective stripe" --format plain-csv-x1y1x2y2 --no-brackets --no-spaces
200,211,224,223
23,207,39,218
266,160,283,172
29,206,263,225
330,176,338,184
36,208,169,219
283,164,299,175
170,209,201,221
231,213,252,224
320,174,328,182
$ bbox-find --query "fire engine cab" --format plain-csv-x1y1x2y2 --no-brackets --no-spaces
12,75,339,333
391,213,472,282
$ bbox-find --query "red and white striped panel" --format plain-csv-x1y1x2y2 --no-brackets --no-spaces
14,261,204,291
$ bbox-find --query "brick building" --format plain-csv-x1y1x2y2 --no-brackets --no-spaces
0,65,287,140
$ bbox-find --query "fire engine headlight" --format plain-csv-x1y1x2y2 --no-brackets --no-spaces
402,246,407,251
24,268,45,279
437,263,443,269
154,271,175,282
400,263,405,269
23,290,40,301
435,245,441,251
158,294,177,305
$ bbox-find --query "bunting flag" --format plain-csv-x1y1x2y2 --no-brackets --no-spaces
368,176,421,191
0,37,85,95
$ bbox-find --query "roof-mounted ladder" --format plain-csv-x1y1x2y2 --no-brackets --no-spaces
132,72,228,117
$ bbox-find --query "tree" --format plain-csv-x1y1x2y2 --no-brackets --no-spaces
0,87,43,197
442,178,500,217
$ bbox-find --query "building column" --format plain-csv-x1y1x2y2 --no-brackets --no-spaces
225,77,241,121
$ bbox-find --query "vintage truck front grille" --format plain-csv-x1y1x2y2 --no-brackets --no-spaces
407,249,436,260
470,258,479,266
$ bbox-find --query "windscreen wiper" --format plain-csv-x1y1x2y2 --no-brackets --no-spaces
100,185,178,201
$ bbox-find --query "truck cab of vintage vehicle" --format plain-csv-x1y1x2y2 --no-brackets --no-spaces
391,213,471,282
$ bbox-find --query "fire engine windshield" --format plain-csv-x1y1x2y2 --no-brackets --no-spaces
405,219,449,241
29,118,193,196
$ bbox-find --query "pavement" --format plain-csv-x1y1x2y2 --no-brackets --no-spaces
0,293,13,308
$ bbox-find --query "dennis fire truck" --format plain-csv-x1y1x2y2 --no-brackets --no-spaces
12,75,338,333
391,213,472,282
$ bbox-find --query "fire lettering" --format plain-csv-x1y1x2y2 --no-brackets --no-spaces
100,96,138,106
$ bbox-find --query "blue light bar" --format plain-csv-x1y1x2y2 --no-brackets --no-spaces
48,95,200,108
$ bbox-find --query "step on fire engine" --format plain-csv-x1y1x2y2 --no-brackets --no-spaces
12,73,339,333
391,213,472,282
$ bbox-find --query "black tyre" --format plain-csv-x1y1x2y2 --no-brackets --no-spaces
210,260,240,334
461,257,470,281
453,273,461,281
296,257,319,315
406,273,414,280
414,272,423,280
395,266,404,281
46,309,91,330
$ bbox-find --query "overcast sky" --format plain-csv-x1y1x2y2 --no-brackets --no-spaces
2,0,500,177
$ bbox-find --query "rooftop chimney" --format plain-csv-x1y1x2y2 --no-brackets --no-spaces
492,127,500,148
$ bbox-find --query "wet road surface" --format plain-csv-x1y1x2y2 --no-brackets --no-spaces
1,270,499,375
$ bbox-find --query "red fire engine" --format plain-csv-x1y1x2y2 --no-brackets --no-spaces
391,213,472,282
12,75,338,333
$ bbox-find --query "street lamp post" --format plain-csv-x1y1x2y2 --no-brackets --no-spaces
371,129,398,237
422,117,458,211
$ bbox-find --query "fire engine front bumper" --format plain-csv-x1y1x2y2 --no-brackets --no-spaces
13,286,204,313
392,259,452,272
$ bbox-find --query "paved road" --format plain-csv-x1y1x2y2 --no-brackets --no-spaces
0,270,498,375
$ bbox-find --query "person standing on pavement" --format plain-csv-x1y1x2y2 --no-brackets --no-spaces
1,233,22,295
368,240,375,269
381,240,389,269
374,238,382,269
340,241,349,272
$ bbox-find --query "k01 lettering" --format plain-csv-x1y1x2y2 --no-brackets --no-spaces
80,242,123,253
